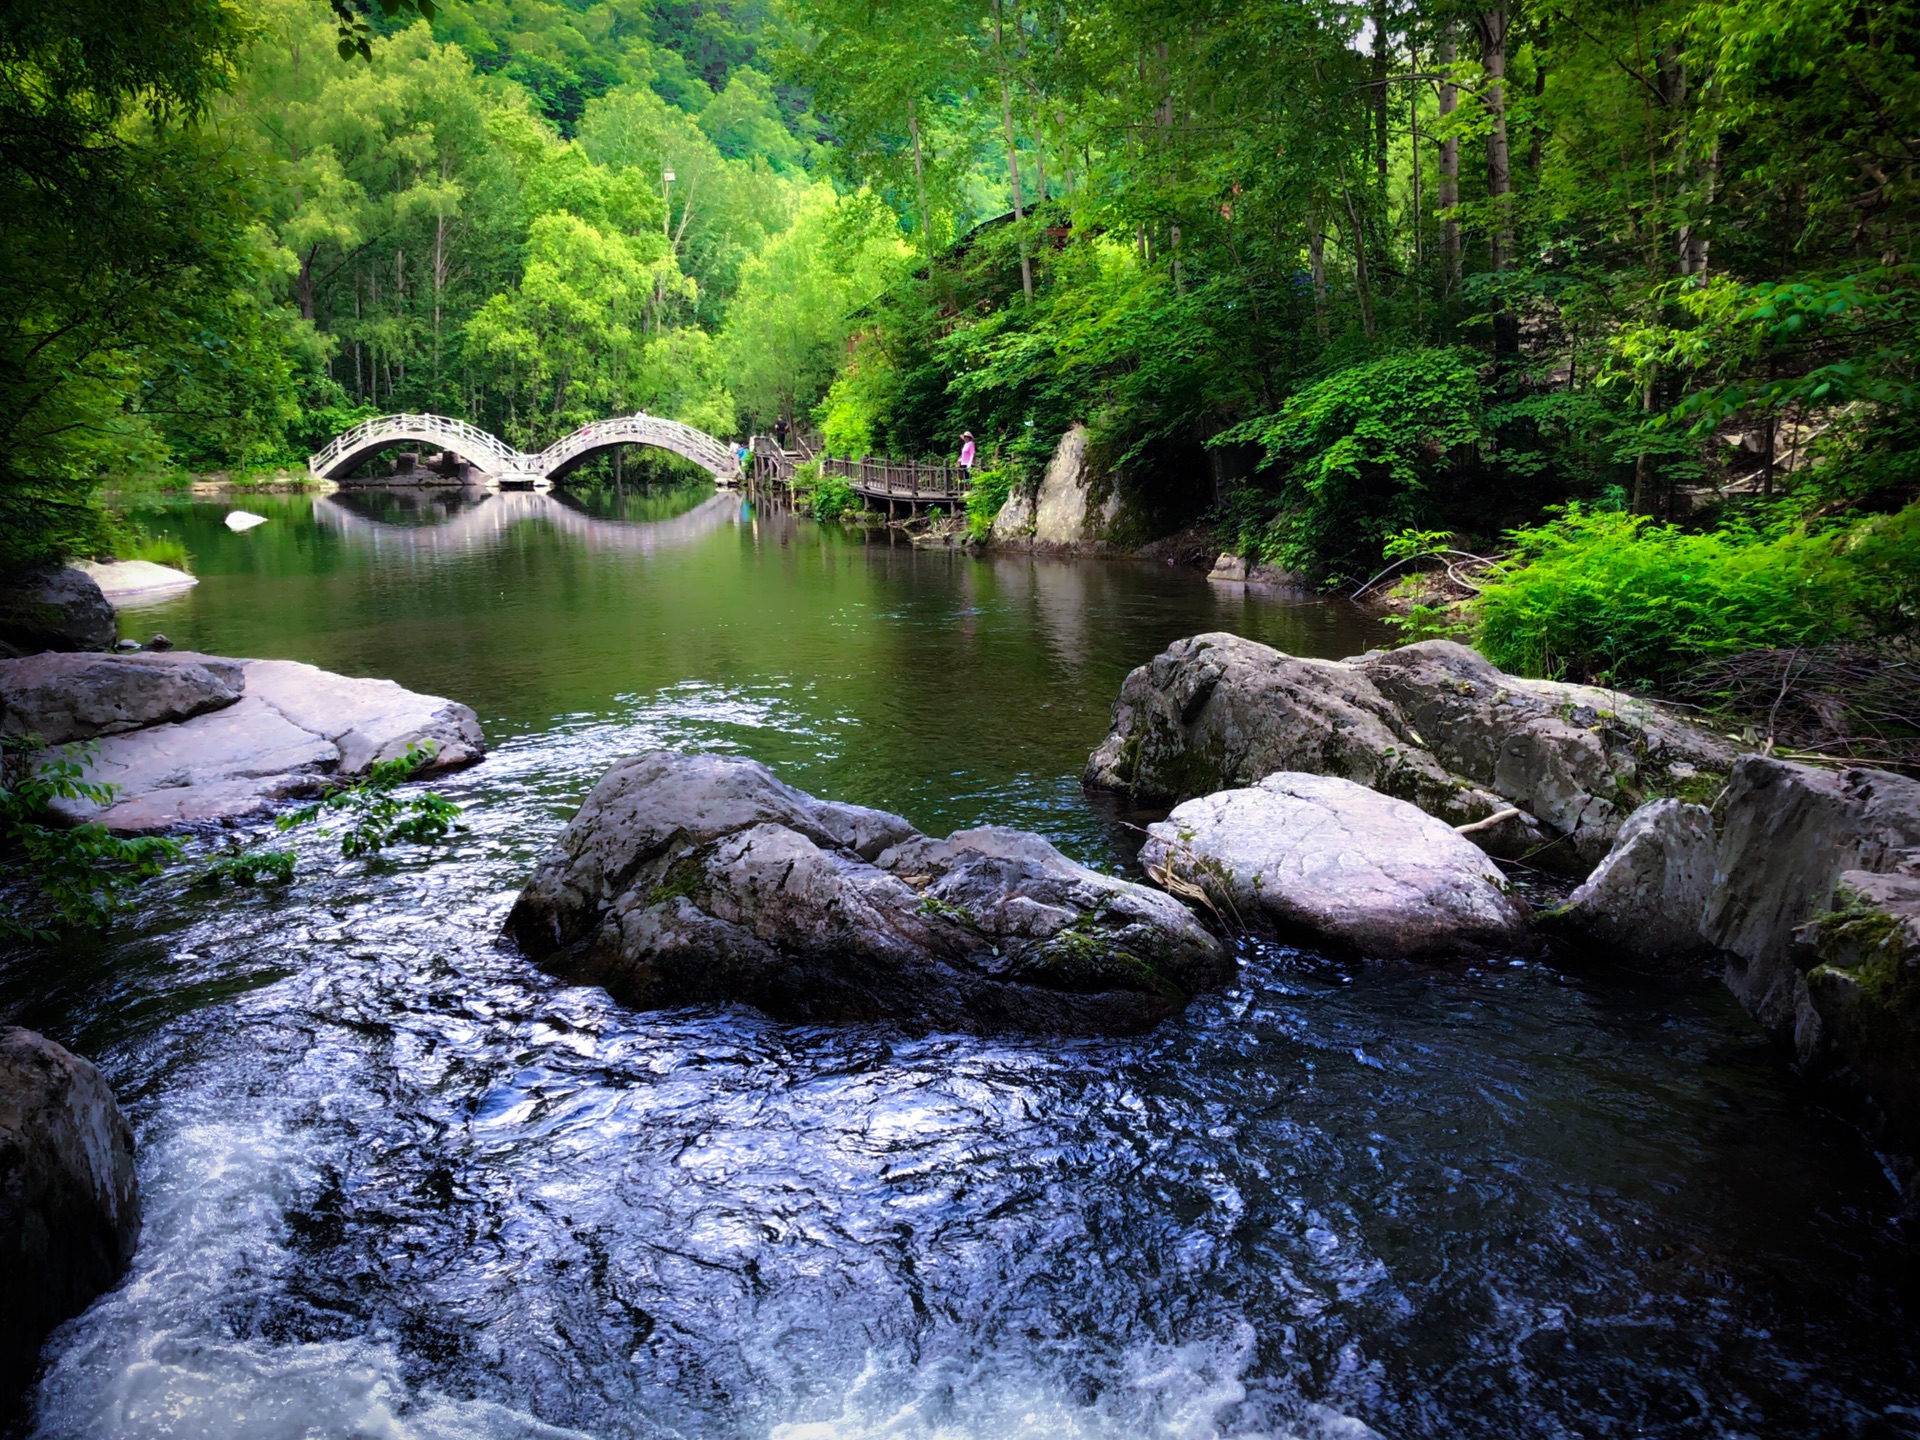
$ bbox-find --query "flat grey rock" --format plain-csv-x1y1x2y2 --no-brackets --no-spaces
73,560,197,601
0,651,245,744
21,652,485,831
1140,771,1532,960
509,752,1230,1035
0,1027,140,1405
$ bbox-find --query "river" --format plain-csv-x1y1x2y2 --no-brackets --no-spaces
4,483,1916,1439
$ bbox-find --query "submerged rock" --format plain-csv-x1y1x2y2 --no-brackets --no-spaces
0,1028,140,1405
1087,634,1738,873
0,566,116,654
1548,799,1718,968
0,650,485,831
1139,771,1532,960
508,752,1230,1035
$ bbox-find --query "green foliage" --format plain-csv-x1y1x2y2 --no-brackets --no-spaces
1475,504,1920,685
965,465,1016,542
276,743,466,859
810,471,858,522
198,846,298,887
1217,350,1487,581
0,737,180,940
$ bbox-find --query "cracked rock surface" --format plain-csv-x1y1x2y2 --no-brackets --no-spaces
508,751,1230,1035
1138,771,1533,960
0,649,484,831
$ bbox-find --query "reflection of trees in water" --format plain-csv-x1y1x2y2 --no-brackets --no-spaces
326,487,494,529
554,479,716,525
313,488,738,557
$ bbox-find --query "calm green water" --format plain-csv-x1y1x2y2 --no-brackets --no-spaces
109,485,1379,860
8,483,1917,1440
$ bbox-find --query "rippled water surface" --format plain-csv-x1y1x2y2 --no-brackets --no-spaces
4,485,1917,1439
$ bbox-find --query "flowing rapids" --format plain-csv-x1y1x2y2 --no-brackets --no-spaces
3,486,1915,1439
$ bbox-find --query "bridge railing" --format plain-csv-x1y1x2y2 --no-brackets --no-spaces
750,439,970,504
309,412,522,476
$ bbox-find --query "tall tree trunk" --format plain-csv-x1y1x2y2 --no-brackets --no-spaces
1474,6,1513,273
297,250,316,322
1438,30,1461,295
906,95,934,253
1308,220,1330,340
431,211,449,390
1474,6,1517,359
1335,165,1378,339
1373,0,1390,183
992,0,1034,302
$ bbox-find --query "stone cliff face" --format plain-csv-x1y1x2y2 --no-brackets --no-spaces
989,425,1129,552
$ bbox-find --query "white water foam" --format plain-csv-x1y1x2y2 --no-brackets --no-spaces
28,1104,586,1440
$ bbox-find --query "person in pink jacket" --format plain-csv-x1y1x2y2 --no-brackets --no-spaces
958,431,977,471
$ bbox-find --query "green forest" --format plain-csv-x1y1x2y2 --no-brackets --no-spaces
4,0,1917,699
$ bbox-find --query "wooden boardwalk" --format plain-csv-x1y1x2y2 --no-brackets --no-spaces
751,436,971,508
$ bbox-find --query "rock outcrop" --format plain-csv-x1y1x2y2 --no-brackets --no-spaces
1705,758,1920,1033
1088,635,1739,873
0,567,116,654
1793,867,1920,1151
1547,799,1718,968
0,1028,140,1405
0,650,485,831
988,425,1126,551
1138,771,1532,960
509,752,1230,1035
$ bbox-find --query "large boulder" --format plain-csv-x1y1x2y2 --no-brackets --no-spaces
1084,633,1541,855
1705,757,1920,1032
0,1028,140,1405
988,425,1126,551
19,652,486,832
1138,771,1533,960
0,567,116,653
1087,635,1740,873
0,651,245,745
1547,799,1718,968
508,752,1230,1035
1359,641,1739,868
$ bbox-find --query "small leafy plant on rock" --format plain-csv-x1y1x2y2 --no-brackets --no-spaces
0,735,180,940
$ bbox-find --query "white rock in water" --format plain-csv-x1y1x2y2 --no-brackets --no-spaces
225,510,269,531
1140,771,1534,960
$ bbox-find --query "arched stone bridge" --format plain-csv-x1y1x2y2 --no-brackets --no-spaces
308,413,741,486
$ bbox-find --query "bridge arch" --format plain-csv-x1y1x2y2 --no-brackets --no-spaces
308,413,741,485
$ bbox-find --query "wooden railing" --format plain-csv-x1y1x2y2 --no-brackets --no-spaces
751,438,971,504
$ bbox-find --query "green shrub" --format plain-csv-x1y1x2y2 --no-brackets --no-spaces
1475,504,1917,684
811,471,858,521
1,736,180,940
1215,348,1486,582
965,465,1017,542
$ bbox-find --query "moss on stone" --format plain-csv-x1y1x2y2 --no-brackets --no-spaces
645,853,709,908
1027,923,1183,1001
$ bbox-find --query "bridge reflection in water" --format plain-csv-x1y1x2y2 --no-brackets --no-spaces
313,486,745,559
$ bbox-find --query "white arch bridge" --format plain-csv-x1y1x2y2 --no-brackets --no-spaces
308,413,741,487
